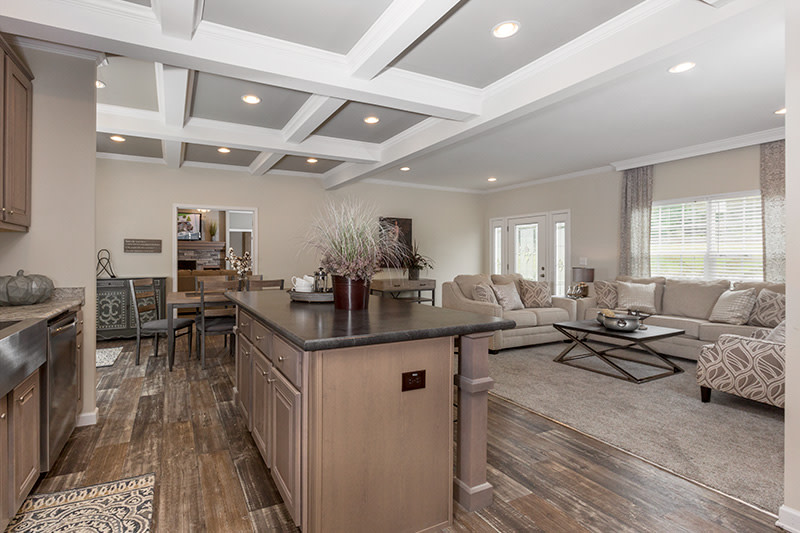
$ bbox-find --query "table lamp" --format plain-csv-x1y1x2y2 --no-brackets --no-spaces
569,267,594,298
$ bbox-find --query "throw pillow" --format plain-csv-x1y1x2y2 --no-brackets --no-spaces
765,320,786,344
491,283,524,311
708,288,757,325
749,288,786,328
520,279,552,308
594,280,617,309
615,281,657,314
472,282,498,305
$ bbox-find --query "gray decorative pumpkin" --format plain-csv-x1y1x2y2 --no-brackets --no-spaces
0,270,54,306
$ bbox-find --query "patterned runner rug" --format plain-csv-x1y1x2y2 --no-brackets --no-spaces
96,346,124,368
7,473,154,532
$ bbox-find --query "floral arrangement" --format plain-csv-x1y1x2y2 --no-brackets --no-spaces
306,198,405,281
226,248,252,278
403,240,434,272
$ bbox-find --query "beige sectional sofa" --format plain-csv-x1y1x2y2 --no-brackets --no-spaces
575,277,785,361
442,273,576,351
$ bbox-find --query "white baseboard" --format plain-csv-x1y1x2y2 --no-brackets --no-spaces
76,407,98,427
778,505,800,532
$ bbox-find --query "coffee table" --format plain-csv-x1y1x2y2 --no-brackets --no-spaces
553,320,685,384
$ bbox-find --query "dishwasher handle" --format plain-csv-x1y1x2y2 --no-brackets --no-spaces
49,315,77,336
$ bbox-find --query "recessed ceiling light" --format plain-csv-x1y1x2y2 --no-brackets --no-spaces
109,135,125,142
307,158,318,163
242,94,261,104
668,62,696,74
488,177,497,182
95,80,106,89
400,166,410,172
775,107,787,115
218,147,231,153
492,21,520,39
364,116,380,124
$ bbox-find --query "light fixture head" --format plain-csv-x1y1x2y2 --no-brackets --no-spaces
307,158,318,164
492,21,520,39
775,107,787,115
95,80,106,89
487,176,497,182
242,94,261,104
109,135,126,142
217,147,231,153
668,61,696,74
364,116,380,124
400,166,410,172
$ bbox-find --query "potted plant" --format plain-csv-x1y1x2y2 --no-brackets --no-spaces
403,241,434,280
207,221,218,241
226,248,252,289
307,199,404,310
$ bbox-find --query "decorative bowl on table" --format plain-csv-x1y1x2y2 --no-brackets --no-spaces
596,311,641,332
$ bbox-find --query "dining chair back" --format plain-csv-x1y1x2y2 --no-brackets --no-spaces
194,274,231,291
197,279,240,368
130,278,194,366
247,278,284,291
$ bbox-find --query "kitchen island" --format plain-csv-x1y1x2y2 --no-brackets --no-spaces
226,290,514,533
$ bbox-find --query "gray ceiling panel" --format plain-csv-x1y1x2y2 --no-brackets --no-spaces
184,143,260,166
96,56,159,110
313,102,427,143
272,155,343,174
96,132,163,158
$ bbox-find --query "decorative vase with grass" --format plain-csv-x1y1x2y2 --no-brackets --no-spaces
403,240,434,281
207,221,218,242
307,199,404,310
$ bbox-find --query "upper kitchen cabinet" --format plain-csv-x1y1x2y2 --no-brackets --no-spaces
0,35,33,232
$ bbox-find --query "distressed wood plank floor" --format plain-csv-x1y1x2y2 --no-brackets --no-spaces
34,337,780,532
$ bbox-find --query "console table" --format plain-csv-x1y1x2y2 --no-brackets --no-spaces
96,277,166,340
370,278,436,305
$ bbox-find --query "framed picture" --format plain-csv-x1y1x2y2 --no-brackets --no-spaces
379,217,412,266
177,212,202,240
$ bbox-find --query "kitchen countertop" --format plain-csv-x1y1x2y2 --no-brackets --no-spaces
227,290,515,352
0,287,85,321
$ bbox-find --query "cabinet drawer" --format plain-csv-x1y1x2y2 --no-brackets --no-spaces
252,321,272,358
415,280,435,289
273,335,302,390
238,310,254,341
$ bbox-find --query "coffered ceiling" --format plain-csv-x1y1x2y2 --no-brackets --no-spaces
0,0,786,191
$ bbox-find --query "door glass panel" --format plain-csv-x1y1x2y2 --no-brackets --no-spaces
493,226,503,275
554,222,566,296
514,223,538,280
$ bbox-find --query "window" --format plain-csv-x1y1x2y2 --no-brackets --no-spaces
650,193,763,281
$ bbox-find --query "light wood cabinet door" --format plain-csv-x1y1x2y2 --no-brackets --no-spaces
0,395,9,532
12,369,39,511
271,369,301,525
2,53,32,228
251,349,271,466
76,309,84,413
236,335,253,427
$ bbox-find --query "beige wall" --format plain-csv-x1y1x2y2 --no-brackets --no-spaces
0,47,97,418
95,159,484,304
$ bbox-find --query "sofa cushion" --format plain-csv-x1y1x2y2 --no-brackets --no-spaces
594,280,617,309
661,279,730,319
766,320,786,343
733,281,786,295
520,279,552,308
709,288,757,325
502,309,539,327
749,288,786,328
616,281,657,314
492,282,524,311
616,276,666,312
645,315,706,338
454,274,492,301
697,323,766,342
491,273,523,296
529,307,570,325
472,282,498,304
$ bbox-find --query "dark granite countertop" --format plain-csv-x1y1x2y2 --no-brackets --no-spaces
227,291,515,352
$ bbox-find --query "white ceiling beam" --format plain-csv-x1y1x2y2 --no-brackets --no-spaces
282,95,346,144
155,63,194,127
162,139,185,168
151,0,204,40
347,0,461,80
249,152,283,176
97,104,381,164
0,0,480,120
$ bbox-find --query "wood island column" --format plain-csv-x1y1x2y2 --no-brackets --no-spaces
454,331,495,511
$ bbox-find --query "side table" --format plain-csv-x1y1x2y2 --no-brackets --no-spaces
370,278,436,305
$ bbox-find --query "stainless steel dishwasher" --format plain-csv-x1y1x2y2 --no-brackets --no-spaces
42,311,78,471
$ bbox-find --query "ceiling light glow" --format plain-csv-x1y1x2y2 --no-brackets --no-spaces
492,21,520,39
242,94,261,104
307,158,318,163
218,147,231,153
775,107,787,115
488,177,497,182
110,135,126,142
400,167,410,172
95,80,106,89
668,62,696,74
364,116,380,124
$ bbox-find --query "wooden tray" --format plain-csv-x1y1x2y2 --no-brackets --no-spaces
288,290,334,303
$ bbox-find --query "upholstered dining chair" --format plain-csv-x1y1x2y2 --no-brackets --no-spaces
197,279,239,368
247,278,284,291
130,278,194,366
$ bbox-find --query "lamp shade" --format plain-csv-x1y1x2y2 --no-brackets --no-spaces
572,267,594,283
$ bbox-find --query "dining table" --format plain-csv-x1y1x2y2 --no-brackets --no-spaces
165,290,231,371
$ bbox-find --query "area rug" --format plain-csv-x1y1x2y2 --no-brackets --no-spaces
488,343,784,514
96,346,124,368
7,473,154,532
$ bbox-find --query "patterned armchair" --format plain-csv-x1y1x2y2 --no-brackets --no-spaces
696,326,785,408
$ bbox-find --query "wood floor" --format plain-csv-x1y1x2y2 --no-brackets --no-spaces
33,337,780,532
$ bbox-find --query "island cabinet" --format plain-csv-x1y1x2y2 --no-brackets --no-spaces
0,395,8,531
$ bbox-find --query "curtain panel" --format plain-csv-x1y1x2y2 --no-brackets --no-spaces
760,140,786,282
619,165,654,277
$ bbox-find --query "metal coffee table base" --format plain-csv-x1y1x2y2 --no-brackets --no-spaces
553,326,684,384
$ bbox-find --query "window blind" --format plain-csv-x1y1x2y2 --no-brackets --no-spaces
650,194,763,281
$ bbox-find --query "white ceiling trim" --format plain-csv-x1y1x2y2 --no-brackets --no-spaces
487,166,616,194
282,95,346,144
151,0,204,40
266,169,324,180
155,63,193,127
611,127,786,170
183,160,250,172
96,104,381,163
347,0,461,80
162,139,185,169
9,35,104,62
249,152,283,176
362,178,481,195
96,152,167,165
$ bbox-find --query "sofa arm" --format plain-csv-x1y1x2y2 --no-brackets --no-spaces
575,296,598,321
442,282,502,318
551,296,577,321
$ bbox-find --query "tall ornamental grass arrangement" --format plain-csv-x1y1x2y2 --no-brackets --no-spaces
307,199,405,281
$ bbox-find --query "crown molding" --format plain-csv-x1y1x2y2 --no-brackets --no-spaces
363,178,481,195
486,166,616,194
611,127,785,170
96,152,166,165
183,160,250,172
266,169,324,180
9,35,104,61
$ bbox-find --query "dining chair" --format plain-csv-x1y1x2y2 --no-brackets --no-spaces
130,278,194,366
247,278,284,291
197,279,239,368
194,274,231,290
